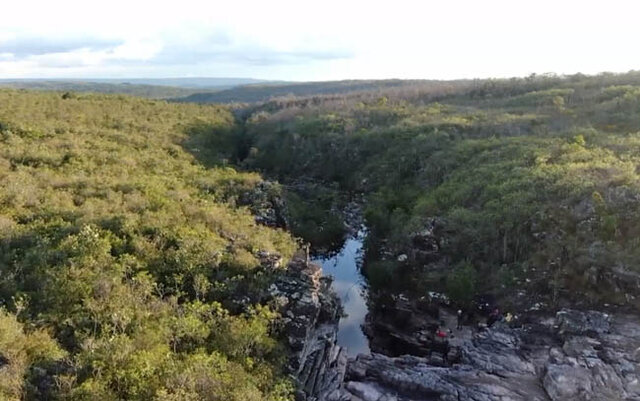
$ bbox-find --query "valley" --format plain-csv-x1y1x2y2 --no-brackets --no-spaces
2,71,640,400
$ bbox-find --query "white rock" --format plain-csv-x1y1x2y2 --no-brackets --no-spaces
345,381,384,401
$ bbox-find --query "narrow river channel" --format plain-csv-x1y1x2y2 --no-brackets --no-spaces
313,230,371,357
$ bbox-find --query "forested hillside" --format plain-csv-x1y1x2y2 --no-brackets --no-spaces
0,78,271,99
0,81,206,99
0,91,296,400
175,79,468,104
236,71,640,311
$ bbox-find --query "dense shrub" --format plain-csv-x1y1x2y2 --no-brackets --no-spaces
238,71,640,308
0,90,296,399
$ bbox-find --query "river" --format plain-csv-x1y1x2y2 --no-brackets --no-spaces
313,230,371,357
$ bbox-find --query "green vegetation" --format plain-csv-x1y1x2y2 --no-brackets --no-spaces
236,71,640,310
0,90,296,400
3,71,640,399
176,79,465,104
446,262,477,308
284,186,347,253
0,309,65,401
0,78,269,101
0,81,207,99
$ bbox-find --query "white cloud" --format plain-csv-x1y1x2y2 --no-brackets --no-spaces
0,0,639,80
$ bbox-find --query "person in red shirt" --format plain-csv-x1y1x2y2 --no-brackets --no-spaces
430,326,451,364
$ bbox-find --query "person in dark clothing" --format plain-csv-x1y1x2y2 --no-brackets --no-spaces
428,341,450,363
441,341,450,365
487,307,501,327
456,309,463,330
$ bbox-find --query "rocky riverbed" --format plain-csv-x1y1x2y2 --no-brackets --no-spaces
273,256,640,401
270,256,348,400
331,309,640,401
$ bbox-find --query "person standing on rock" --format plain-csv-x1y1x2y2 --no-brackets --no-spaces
429,326,451,365
456,309,463,330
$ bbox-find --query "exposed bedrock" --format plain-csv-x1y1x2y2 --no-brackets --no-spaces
327,309,640,401
272,257,348,400
273,240,640,400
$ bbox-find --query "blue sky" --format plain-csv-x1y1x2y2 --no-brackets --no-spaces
1,0,639,81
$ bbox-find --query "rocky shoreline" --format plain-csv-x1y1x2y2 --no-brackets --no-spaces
271,256,348,400
332,309,640,401
274,257,640,401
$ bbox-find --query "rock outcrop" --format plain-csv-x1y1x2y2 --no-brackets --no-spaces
241,180,288,227
272,257,348,400
542,310,640,401
409,218,449,268
328,309,640,401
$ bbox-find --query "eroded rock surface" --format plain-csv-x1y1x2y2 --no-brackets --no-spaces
272,257,348,400
327,310,640,401
274,247,640,400
241,180,288,227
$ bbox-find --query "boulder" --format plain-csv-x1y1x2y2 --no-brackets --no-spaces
556,309,610,336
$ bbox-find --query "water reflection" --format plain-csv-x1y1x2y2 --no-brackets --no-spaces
313,231,371,356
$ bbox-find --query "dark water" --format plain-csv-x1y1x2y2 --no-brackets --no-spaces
313,231,371,357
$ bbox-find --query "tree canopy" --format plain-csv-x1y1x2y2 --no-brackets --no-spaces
0,90,295,400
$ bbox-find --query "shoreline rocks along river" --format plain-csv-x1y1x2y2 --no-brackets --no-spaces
273,256,640,401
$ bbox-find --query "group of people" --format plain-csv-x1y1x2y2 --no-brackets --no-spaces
427,304,516,365
460,305,515,329
486,307,516,328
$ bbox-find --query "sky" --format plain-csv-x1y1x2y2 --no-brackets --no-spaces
1,0,640,81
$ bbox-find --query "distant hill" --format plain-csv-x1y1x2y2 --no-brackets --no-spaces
174,80,441,103
0,77,273,99
0,80,205,98
0,78,469,103
103,77,272,88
